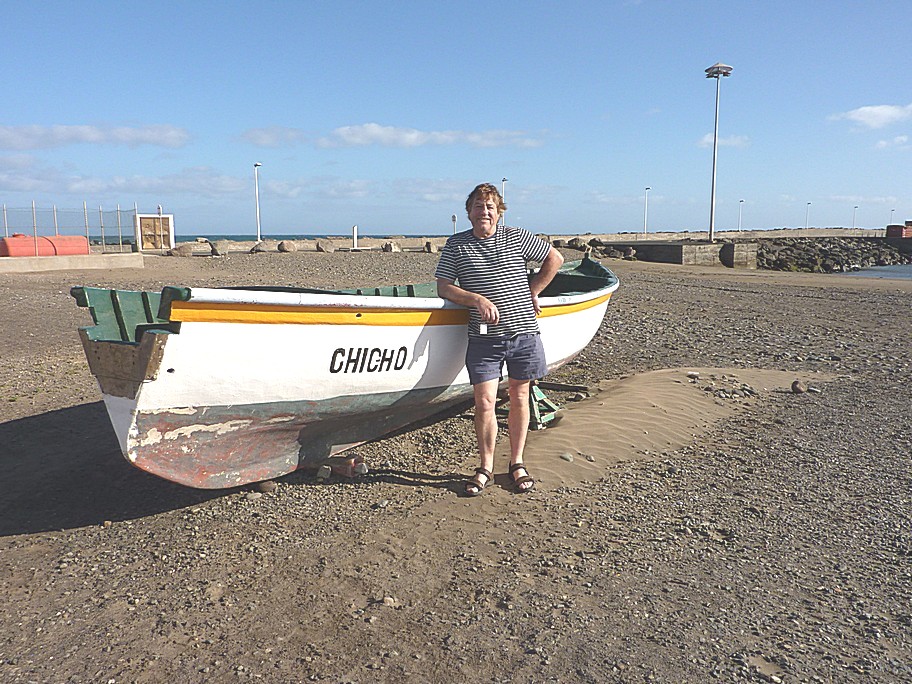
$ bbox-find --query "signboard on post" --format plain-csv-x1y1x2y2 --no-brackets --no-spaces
134,213,175,251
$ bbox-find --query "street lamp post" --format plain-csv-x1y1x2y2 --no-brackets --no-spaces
738,199,745,231
643,187,651,234
805,202,811,230
853,205,858,230
705,62,733,243
253,162,263,242
501,178,508,227
451,213,457,234
891,208,896,224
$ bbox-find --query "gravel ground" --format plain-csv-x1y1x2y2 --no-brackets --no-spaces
1,251,910,683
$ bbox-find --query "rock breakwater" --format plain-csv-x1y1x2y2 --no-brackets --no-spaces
756,237,912,273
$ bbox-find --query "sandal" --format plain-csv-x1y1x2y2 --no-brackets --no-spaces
509,462,535,493
464,467,493,497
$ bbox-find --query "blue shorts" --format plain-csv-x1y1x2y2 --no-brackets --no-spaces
465,333,548,385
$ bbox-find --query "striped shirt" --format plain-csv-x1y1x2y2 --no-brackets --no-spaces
435,226,552,338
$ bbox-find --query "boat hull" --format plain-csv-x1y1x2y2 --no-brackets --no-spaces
120,385,470,488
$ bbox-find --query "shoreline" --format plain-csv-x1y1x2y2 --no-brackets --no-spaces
165,224,892,246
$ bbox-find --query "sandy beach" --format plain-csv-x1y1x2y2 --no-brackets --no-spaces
1,249,910,682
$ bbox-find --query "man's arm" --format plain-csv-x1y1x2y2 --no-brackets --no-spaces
528,247,564,314
436,278,500,324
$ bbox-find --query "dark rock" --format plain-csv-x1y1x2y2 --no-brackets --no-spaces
757,237,912,273
210,240,231,257
168,243,194,257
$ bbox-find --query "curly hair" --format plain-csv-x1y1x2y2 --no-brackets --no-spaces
465,183,506,217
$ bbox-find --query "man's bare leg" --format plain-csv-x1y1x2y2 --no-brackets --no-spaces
467,379,499,494
507,379,534,492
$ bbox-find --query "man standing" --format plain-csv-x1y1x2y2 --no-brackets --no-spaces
435,183,564,496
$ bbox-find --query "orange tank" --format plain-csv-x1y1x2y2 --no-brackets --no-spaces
0,234,91,257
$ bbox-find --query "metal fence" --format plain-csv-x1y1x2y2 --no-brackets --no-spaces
1,202,146,252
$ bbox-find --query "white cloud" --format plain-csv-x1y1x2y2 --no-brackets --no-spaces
390,178,465,204
698,133,750,148
832,104,912,129
316,123,545,149
590,192,644,206
0,124,190,150
240,123,546,149
108,167,247,197
0,165,244,197
829,194,898,206
0,171,54,193
320,179,375,199
240,126,309,147
875,135,909,150
256,176,378,201
0,153,37,170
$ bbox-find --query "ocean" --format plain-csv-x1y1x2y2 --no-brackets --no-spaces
838,264,912,280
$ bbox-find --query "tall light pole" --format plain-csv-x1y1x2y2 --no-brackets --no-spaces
253,162,263,241
805,202,811,230
853,205,858,229
705,62,733,243
890,208,896,224
738,199,745,231
501,177,508,227
643,187,651,234
451,213,457,234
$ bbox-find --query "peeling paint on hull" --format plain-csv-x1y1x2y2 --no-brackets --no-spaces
128,385,471,488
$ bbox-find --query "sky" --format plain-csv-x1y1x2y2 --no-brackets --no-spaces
2,1,911,237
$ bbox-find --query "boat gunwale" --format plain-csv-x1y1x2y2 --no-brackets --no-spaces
178,280,618,311
175,258,619,312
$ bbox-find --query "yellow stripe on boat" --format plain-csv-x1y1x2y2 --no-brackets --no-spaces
170,291,613,326
537,292,614,318
170,302,468,326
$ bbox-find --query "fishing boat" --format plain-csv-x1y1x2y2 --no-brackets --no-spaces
72,255,619,489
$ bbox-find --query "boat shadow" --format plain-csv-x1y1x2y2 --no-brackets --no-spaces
0,402,225,536
0,400,475,536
